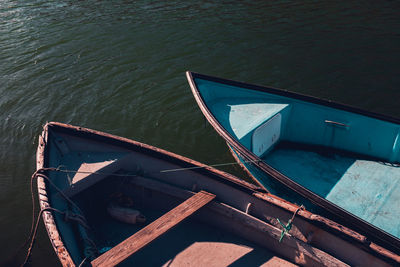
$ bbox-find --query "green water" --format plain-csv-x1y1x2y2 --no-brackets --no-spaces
1,1,399,265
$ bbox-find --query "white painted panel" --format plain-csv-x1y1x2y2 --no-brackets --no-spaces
252,113,281,157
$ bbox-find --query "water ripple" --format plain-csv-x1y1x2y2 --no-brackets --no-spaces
0,0,399,264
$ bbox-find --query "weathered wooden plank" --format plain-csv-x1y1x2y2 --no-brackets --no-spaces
127,177,350,266
91,190,216,267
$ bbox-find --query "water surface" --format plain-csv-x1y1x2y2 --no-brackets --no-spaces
0,1,399,265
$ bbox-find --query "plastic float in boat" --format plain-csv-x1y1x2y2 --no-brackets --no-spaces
107,203,146,224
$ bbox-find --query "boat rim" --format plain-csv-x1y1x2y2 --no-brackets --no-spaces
36,121,266,266
186,70,400,253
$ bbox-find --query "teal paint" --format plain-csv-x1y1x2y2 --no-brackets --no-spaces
264,147,400,238
326,160,400,238
196,78,400,162
194,76,400,240
263,147,355,198
390,130,400,162
47,136,130,264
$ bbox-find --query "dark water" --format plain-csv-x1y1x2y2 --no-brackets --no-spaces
1,1,399,265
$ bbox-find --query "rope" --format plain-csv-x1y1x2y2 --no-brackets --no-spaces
35,170,85,215
2,168,56,266
27,169,58,250
22,206,93,266
379,161,400,167
21,168,93,266
47,158,266,176
277,205,304,242
78,257,89,267
19,158,266,265
0,169,56,266
22,207,60,266
63,210,90,229
159,159,264,173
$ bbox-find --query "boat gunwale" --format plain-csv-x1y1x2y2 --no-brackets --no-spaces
36,125,74,267
45,122,262,193
36,121,265,266
37,121,400,265
186,70,400,254
187,71,400,125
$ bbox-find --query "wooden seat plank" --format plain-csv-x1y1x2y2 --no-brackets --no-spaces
91,190,216,267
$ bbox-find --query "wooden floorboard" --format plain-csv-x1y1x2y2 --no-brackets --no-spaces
91,190,216,267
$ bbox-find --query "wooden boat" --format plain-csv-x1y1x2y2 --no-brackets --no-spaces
186,71,400,254
35,122,400,266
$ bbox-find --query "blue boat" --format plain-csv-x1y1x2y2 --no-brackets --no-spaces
186,71,400,253
32,122,400,266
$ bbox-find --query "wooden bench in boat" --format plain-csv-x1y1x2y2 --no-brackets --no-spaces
83,173,354,266
91,190,216,267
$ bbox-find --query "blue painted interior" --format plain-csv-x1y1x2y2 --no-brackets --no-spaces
195,77,400,239
47,136,130,264
196,78,400,162
207,98,291,149
263,146,400,238
262,147,356,198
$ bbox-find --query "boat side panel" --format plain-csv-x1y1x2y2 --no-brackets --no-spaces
194,77,400,162
285,101,399,162
189,72,400,125
195,78,292,151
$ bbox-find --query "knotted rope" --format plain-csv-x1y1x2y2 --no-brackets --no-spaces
277,205,304,242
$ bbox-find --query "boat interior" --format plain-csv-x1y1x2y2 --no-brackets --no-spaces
194,77,400,239
72,175,297,266
41,124,396,266
43,128,321,266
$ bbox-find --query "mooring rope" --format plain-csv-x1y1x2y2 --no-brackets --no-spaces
159,159,264,173
277,205,304,242
22,206,63,266
48,158,266,176
35,169,86,215
1,169,58,267
21,158,266,265
21,168,94,266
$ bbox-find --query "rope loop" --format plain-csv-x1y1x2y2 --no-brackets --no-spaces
64,210,90,229
277,205,304,242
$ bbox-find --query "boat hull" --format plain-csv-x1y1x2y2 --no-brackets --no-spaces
186,71,400,253
35,122,400,266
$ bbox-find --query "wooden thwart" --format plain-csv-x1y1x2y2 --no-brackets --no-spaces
91,190,216,267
